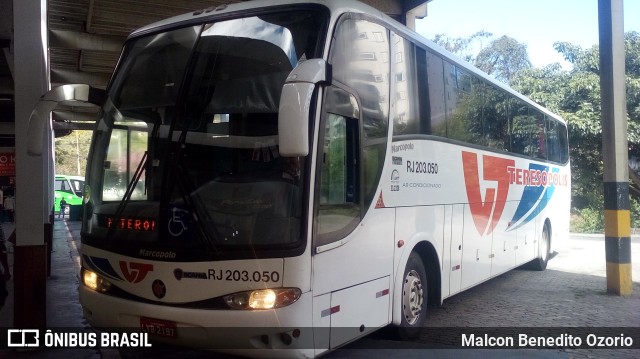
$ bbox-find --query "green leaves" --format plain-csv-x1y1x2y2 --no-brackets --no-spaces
433,33,532,84
54,130,92,176
432,31,492,63
475,35,532,84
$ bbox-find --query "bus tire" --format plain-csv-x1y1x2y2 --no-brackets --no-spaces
531,222,551,271
397,251,427,341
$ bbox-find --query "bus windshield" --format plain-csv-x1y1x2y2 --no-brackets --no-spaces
83,9,326,257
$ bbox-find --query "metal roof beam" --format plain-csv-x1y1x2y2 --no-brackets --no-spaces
53,110,99,124
403,0,431,12
50,69,110,88
52,121,97,131
49,29,125,52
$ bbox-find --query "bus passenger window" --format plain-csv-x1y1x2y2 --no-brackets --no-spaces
546,117,568,163
557,122,569,163
510,104,547,159
391,34,419,136
533,112,547,160
510,101,531,156
329,17,389,216
427,51,446,137
444,62,474,142
58,179,73,194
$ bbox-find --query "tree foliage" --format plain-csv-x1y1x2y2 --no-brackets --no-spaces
432,33,531,84
475,35,532,84
54,130,92,176
432,31,492,63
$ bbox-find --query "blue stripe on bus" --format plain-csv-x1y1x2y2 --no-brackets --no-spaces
507,164,558,231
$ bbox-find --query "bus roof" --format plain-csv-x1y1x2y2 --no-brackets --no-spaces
129,0,383,39
126,0,564,125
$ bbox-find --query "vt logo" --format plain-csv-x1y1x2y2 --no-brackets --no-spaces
462,151,514,236
119,261,154,283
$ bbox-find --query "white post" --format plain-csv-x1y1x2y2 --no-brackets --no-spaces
13,0,51,327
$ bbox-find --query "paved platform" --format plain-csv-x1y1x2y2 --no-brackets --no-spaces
0,219,639,359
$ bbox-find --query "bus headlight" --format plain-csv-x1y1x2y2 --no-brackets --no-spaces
224,288,301,310
82,268,112,293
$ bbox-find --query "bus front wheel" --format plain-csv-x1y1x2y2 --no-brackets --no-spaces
397,251,427,340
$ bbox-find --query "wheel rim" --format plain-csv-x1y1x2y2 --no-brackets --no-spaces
402,269,424,325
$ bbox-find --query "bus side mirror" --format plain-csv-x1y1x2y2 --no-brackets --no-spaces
27,84,106,156
278,59,329,157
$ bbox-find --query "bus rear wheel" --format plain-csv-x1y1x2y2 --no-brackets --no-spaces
397,251,427,340
531,222,551,271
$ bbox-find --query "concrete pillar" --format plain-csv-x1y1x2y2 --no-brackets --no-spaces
13,0,52,327
598,0,632,296
405,3,428,31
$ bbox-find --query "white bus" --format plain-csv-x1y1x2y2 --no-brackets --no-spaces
35,0,569,357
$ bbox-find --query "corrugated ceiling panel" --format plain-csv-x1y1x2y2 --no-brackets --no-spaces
49,48,79,69
88,0,230,35
79,49,119,73
49,0,89,31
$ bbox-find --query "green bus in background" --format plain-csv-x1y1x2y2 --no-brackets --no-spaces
54,175,84,214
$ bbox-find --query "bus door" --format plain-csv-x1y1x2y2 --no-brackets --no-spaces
311,104,393,349
311,16,395,349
